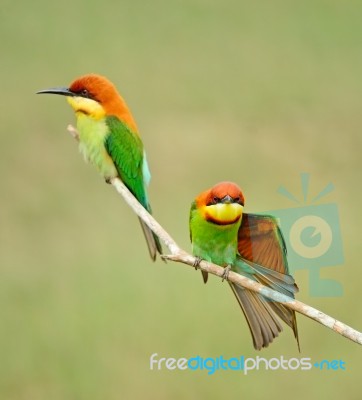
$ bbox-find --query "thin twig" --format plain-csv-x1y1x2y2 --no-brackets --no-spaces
67,125,362,347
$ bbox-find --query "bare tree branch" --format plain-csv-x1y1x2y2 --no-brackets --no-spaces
67,125,362,347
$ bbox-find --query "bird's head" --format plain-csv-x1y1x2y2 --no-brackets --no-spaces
37,74,137,131
196,181,245,225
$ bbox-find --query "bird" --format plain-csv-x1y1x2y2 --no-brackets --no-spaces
189,181,299,350
37,74,162,261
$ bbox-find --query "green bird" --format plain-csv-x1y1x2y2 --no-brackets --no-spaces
37,74,162,260
189,181,299,350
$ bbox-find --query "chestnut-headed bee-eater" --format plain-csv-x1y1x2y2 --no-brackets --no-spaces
189,181,299,350
37,74,162,260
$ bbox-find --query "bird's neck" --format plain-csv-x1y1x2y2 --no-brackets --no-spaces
104,95,138,133
67,95,139,133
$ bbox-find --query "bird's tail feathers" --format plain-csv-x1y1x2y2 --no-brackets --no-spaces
243,260,300,349
232,259,300,350
229,283,283,350
139,218,163,261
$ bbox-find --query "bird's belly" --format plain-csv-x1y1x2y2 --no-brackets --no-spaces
77,115,118,179
194,238,236,267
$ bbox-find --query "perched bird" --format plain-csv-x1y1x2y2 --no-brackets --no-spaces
37,74,162,260
189,181,299,350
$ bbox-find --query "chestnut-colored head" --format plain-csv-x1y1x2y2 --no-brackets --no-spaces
196,181,245,225
68,74,118,107
37,74,138,131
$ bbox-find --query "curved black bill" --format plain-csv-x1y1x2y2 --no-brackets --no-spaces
36,87,75,97
221,195,233,204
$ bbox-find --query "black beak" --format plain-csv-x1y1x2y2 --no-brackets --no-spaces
221,195,233,204
36,87,75,97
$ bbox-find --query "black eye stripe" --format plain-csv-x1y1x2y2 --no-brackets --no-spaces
206,196,244,206
74,88,94,99
206,196,220,206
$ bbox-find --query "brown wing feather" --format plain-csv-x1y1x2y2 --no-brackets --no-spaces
237,213,300,350
238,213,288,274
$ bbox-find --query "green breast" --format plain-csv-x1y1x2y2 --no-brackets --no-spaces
190,209,240,266
77,114,118,179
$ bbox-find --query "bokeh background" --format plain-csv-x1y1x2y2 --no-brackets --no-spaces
1,0,361,399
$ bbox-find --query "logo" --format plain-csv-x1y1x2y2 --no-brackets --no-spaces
149,354,346,375
265,173,344,297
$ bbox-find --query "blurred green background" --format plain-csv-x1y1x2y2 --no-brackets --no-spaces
1,0,361,398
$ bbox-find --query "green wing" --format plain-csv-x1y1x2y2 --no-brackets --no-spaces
105,116,162,260
104,116,149,210
189,200,197,243
189,200,210,284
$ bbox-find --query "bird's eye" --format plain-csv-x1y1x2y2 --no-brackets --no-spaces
207,196,220,206
81,89,89,97
235,196,244,205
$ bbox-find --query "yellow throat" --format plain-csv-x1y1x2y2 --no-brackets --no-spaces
67,96,106,119
204,203,243,225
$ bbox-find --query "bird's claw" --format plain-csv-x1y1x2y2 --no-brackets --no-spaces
221,265,231,282
105,177,112,185
193,256,202,270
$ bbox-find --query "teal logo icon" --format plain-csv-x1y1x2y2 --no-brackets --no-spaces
267,173,343,297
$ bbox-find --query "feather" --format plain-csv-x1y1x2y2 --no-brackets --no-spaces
105,116,162,259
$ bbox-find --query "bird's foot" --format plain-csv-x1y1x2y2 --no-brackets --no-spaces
67,124,79,141
105,177,112,185
221,265,231,282
193,256,203,271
